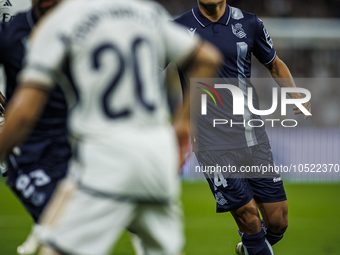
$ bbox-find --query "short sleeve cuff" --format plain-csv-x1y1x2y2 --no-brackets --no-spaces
174,36,201,68
18,67,55,90
261,49,276,66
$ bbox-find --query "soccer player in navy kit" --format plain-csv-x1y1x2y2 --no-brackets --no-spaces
175,1,311,254
0,0,70,254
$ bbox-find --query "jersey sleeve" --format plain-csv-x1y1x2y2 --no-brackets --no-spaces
252,16,276,65
160,10,201,68
0,25,5,64
18,8,68,90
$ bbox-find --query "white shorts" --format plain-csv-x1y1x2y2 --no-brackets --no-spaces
39,181,184,255
68,126,180,202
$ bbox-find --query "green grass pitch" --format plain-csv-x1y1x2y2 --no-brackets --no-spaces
1,179,340,255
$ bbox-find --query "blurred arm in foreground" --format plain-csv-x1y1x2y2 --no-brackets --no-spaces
173,41,222,166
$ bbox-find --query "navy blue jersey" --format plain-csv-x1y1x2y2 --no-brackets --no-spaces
0,10,71,166
175,4,276,150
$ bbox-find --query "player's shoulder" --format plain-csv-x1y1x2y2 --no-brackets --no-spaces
137,0,173,21
6,10,28,26
174,9,194,25
42,0,79,22
174,9,197,27
39,0,168,26
133,0,167,11
228,5,260,25
31,1,81,39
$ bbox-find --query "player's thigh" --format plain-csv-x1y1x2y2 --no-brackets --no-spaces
249,143,288,232
248,177,287,204
39,180,136,255
129,202,184,255
249,143,287,203
196,150,254,212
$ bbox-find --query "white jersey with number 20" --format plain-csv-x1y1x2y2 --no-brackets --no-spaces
20,0,200,200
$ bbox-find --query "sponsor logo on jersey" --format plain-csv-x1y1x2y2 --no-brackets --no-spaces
187,27,197,38
1,13,12,23
231,23,247,38
3,0,12,6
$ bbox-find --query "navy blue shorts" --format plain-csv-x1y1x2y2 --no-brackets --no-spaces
7,162,67,222
6,140,70,222
195,143,287,213
7,161,68,222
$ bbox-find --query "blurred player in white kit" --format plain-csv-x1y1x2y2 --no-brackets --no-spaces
0,0,222,254
0,1,51,254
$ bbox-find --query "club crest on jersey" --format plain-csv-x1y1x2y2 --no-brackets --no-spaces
215,192,228,205
231,23,247,38
187,27,197,38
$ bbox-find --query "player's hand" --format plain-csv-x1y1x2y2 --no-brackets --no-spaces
0,91,6,117
174,120,190,169
293,100,311,120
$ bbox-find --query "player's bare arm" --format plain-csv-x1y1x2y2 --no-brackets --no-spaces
0,91,6,116
173,41,223,166
0,84,50,161
176,41,222,123
266,55,311,119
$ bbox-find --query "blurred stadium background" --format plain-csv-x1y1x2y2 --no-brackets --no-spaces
1,0,340,254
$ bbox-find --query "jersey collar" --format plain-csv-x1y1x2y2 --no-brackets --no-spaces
192,3,231,28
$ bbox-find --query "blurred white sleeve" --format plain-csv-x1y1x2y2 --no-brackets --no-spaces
18,7,68,90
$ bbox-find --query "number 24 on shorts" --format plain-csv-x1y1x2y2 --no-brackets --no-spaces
15,169,51,199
